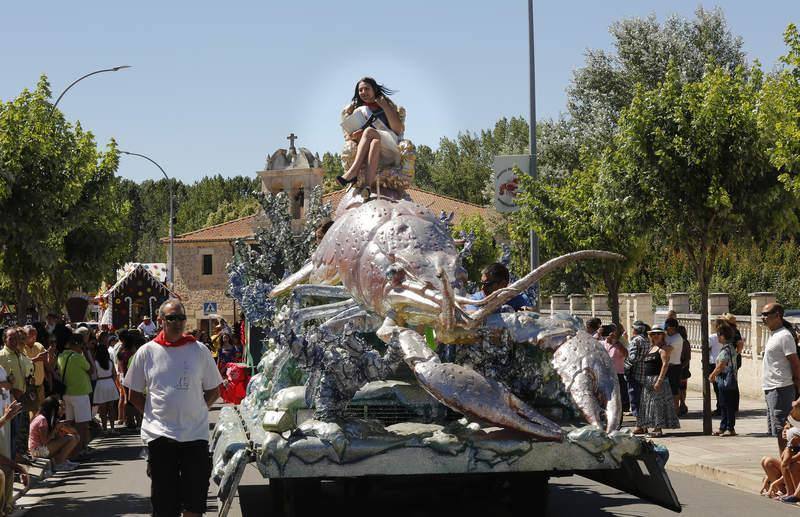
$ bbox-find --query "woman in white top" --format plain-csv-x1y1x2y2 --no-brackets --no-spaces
92,344,119,435
336,77,404,190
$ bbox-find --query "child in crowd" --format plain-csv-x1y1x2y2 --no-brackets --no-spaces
28,396,79,472
761,426,800,502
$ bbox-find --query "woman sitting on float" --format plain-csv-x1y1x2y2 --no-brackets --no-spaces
336,77,404,192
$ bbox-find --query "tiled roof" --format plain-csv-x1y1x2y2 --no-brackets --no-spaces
165,213,262,243
167,187,490,243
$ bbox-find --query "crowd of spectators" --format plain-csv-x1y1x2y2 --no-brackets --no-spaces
0,309,244,515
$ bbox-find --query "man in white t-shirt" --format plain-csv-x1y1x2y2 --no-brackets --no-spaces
124,300,222,517
761,303,800,451
136,315,158,339
664,318,683,414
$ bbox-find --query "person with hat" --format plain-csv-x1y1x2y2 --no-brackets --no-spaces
761,303,800,452
625,321,650,431
636,325,680,437
137,315,158,340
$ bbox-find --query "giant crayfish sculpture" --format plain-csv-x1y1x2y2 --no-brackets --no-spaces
270,189,623,440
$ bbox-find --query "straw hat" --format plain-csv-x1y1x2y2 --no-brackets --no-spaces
720,313,737,325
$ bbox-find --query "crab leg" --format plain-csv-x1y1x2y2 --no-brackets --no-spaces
292,299,358,326
377,315,563,441
270,261,314,298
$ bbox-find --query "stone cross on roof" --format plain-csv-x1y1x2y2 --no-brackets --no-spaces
287,132,298,153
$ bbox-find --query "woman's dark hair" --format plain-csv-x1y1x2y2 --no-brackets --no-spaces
586,318,602,333
716,322,735,342
782,319,800,345
39,395,61,431
351,77,396,107
95,343,111,371
33,321,47,343
599,324,617,338
69,333,84,348
53,323,72,353
118,329,145,351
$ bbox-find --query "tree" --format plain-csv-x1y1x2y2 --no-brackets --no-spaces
760,23,800,193
0,75,124,318
174,174,259,234
604,62,792,433
514,158,642,324
412,144,435,191
450,215,499,282
321,152,345,194
568,7,745,151
204,197,260,227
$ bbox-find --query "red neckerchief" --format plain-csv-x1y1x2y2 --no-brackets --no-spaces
153,330,195,348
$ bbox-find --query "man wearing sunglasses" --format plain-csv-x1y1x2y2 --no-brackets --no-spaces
124,299,223,517
761,303,800,452
465,263,531,313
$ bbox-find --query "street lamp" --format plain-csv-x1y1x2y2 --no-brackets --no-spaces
527,0,540,306
119,151,175,288
49,66,131,117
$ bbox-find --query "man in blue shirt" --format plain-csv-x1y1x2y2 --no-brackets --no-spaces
465,263,531,313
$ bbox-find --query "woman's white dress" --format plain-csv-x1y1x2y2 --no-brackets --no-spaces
93,360,119,405
346,105,401,164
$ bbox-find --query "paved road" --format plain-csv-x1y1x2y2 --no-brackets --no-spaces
17,430,793,517
16,400,795,517
227,467,794,517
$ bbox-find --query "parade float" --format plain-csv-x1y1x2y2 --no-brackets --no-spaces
210,94,681,515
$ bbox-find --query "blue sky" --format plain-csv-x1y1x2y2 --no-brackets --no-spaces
1,1,796,183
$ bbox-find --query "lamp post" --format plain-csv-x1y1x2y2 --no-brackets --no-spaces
49,66,131,117
527,0,540,306
119,151,175,288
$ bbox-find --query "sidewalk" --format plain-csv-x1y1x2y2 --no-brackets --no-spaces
630,389,774,494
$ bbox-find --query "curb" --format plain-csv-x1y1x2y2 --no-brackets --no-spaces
667,462,763,494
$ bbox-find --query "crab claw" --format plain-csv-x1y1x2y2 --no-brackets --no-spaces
414,359,564,440
377,318,563,441
551,331,621,433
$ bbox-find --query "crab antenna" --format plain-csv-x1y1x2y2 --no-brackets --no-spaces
465,250,624,328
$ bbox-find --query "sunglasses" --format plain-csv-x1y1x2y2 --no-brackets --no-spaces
164,314,187,322
761,310,779,318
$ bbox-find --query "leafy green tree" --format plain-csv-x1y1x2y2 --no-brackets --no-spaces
514,159,641,323
0,76,124,318
174,174,258,234
126,178,185,263
569,7,745,151
760,23,800,193
428,132,492,205
450,215,499,282
604,62,792,433
320,152,345,194
204,197,260,227
413,144,435,190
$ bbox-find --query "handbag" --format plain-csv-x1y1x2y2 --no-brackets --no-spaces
53,353,73,397
716,345,738,392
